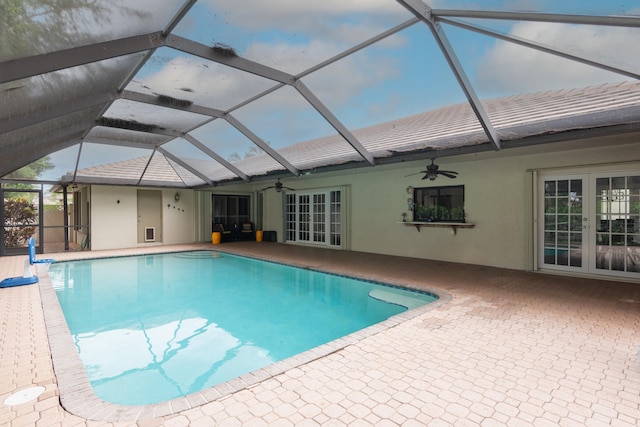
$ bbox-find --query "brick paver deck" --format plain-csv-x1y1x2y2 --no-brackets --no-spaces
1,242,639,426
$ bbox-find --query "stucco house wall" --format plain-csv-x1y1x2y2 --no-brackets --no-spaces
87,133,639,275
91,186,195,251
250,133,640,272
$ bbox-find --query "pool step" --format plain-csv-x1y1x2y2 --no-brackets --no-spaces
368,289,428,310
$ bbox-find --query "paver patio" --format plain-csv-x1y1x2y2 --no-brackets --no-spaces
1,242,639,426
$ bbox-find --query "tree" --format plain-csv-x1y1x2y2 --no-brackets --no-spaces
1,0,111,59
2,157,54,197
227,145,266,162
3,197,37,247
3,157,54,181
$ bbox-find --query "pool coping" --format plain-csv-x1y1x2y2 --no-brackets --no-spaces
38,249,451,422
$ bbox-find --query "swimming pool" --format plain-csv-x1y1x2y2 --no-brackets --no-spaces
48,251,437,406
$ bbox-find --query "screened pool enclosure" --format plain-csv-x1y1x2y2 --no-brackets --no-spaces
1,1,640,256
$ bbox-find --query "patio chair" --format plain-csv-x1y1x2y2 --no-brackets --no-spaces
240,222,255,240
213,224,232,242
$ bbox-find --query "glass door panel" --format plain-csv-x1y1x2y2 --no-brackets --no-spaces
312,194,326,243
594,175,640,275
298,195,310,242
540,176,587,272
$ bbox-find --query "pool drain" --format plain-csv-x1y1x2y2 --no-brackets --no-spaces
3,386,45,406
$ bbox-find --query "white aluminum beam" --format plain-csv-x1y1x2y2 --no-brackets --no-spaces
83,137,170,150
121,96,251,181
108,92,292,180
120,90,226,118
298,18,421,79
293,80,375,165
156,147,213,186
224,114,300,176
96,111,252,182
166,35,294,85
439,17,640,81
0,32,166,84
396,0,501,150
227,18,421,113
163,0,198,36
183,134,250,181
1,92,116,134
166,35,374,164
432,9,640,28
0,131,84,177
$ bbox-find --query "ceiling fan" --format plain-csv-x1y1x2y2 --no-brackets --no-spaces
406,159,458,181
260,178,295,193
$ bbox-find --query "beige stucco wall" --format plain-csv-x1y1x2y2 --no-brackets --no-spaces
249,134,640,271
91,186,195,251
43,210,65,243
88,133,639,272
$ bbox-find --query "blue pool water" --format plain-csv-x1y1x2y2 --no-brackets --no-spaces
48,251,436,406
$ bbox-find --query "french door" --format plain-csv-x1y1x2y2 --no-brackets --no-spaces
284,189,344,248
539,172,640,278
540,175,588,272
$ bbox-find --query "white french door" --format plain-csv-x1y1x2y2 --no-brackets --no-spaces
539,175,589,273
284,189,344,248
539,171,640,279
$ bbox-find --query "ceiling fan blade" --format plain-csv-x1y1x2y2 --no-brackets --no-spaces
439,171,458,178
260,185,275,191
405,171,427,177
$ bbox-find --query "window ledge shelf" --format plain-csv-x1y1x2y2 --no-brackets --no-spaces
397,221,475,234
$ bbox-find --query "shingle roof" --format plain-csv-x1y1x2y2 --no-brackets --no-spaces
67,80,640,186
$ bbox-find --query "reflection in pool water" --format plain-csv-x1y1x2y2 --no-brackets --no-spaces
50,251,436,405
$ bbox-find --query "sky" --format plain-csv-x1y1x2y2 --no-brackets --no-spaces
123,0,640,157
11,0,640,181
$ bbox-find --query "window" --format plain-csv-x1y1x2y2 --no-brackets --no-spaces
212,195,250,226
413,185,465,222
285,188,344,248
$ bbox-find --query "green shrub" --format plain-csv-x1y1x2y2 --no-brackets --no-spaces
3,197,37,247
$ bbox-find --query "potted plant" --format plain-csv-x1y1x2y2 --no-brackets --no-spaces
451,207,465,222
416,205,429,221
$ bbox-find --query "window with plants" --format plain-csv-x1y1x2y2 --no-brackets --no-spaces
413,185,465,222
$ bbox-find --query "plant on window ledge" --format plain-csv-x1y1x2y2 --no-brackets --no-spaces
451,207,465,221
416,205,429,220
416,205,451,222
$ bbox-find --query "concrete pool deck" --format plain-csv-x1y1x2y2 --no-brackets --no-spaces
1,242,639,426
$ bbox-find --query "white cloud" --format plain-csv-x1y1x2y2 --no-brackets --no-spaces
138,26,404,122
132,0,410,117
134,56,274,109
204,0,405,34
475,21,640,95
